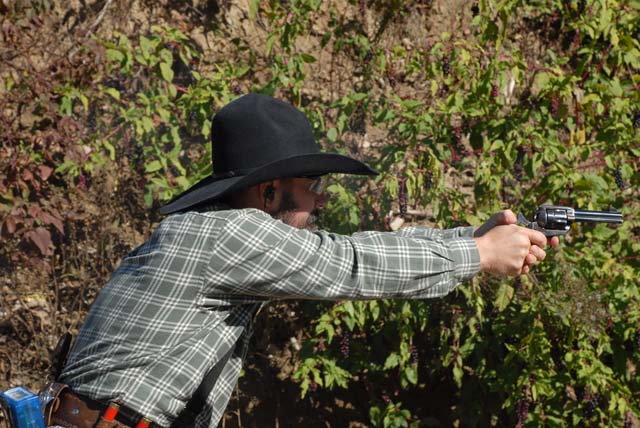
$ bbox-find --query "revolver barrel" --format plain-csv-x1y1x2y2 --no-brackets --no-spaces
574,209,623,224
521,205,623,238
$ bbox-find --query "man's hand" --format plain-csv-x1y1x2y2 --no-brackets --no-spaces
473,210,519,237
474,210,559,275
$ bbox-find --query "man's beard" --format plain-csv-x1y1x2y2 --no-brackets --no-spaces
273,190,320,231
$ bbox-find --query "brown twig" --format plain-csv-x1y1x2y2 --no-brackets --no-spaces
235,383,242,427
68,0,114,59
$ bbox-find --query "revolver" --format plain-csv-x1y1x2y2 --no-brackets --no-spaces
517,205,623,237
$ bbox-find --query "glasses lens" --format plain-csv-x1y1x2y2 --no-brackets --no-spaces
308,176,325,194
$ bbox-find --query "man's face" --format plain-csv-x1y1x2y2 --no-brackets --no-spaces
273,177,327,230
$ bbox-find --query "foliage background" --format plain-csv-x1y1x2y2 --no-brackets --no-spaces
1,0,639,427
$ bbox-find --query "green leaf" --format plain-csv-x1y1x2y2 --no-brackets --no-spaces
141,117,155,133
533,72,550,93
168,83,177,99
316,321,335,343
106,48,124,63
79,94,89,111
344,315,355,331
266,35,276,56
452,365,463,387
300,53,316,63
342,301,355,319
55,160,78,174
384,352,400,369
159,62,174,82
140,35,152,58
249,0,260,19
170,127,181,144
102,140,116,160
60,96,72,116
145,160,163,173
104,88,120,100
159,48,173,65
404,365,418,385
327,127,338,142
144,187,154,206
494,283,514,312
369,301,380,321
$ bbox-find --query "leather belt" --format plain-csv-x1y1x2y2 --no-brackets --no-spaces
48,389,150,428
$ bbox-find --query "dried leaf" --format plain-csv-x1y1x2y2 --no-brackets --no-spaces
28,204,41,218
24,292,48,309
39,212,64,234
38,165,53,180
565,385,577,401
5,216,17,234
11,207,26,216
48,207,63,219
22,169,33,181
25,227,52,255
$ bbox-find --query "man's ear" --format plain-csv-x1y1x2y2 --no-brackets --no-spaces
258,180,280,210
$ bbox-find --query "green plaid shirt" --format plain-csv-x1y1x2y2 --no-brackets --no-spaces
60,207,480,427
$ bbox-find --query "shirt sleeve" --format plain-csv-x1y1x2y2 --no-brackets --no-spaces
203,209,480,301
393,225,476,240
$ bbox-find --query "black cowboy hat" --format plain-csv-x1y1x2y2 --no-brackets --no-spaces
159,93,378,214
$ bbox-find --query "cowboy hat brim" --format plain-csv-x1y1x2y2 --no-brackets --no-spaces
159,153,378,214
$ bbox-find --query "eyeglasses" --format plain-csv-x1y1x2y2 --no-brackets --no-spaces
298,175,326,195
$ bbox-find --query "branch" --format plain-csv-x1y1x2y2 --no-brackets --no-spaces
68,0,114,59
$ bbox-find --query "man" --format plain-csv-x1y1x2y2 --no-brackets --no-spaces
52,93,554,428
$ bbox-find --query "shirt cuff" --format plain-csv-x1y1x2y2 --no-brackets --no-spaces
447,236,481,282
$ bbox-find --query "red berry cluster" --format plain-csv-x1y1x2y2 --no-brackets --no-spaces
398,176,408,215
78,174,88,189
316,337,327,352
633,112,640,130
614,167,625,190
551,96,559,116
624,410,634,428
340,331,350,358
492,83,499,98
410,344,419,366
514,145,526,181
572,29,581,50
471,2,479,16
442,57,451,77
423,172,433,190
515,398,530,427
581,388,599,419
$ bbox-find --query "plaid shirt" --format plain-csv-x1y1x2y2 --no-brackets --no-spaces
60,207,480,427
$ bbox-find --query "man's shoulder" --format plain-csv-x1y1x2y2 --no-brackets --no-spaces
162,207,267,225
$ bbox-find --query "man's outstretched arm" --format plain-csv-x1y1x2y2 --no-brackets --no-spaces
202,209,552,302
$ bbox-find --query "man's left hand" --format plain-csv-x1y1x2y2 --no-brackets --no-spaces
474,209,560,274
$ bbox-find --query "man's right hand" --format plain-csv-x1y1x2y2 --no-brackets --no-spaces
473,212,550,276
